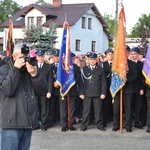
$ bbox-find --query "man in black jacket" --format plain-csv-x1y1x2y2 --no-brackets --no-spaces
0,43,48,150
80,52,107,131
102,48,113,127
112,46,137,132
50,50,60,126
35,50,53,131
54,52,82,132
130,47,144,129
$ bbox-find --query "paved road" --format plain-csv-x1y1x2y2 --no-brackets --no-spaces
29,122,150,150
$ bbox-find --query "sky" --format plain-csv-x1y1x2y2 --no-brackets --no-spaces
13,0,150,34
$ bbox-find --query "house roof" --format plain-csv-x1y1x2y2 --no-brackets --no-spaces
0,3,108,28
0,3,112,41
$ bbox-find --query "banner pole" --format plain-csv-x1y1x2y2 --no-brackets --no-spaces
67,93,71,129
120,88,123,134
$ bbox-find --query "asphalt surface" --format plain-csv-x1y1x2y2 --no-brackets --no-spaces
29,122,150,150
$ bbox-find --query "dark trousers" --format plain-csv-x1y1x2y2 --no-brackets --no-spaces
59,96,77,128
81,97,103,129
146,97,150,127
132,93,141,125
140,94,147,125
49,95,60,125
113,93,132,129
37,96,50,127
103,91,113,126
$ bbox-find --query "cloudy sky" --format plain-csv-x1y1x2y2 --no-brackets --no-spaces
13,0,149,34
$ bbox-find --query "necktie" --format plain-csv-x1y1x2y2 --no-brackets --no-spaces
110,62,112,69
40,64,42,68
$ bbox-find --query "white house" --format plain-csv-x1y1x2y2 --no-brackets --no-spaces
1,0,112,55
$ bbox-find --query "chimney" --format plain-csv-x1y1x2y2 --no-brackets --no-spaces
53,0,62,7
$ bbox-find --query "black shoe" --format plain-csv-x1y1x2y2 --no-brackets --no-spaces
80,128,87,131
141,123,146,128
134,123,142,129
41,128,47,131
41,125,47,131
70,126,77,131
103,123,107,128
61,127,68,132
97,127,106,131
33,124,40,130
112,127,119,131
146,128,150,133
126,128,132,132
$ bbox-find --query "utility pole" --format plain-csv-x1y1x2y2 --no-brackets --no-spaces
114,0,118,37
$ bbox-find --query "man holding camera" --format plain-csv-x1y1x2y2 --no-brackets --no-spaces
0,43,48,150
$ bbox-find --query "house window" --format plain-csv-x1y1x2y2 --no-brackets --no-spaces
28,17,34,29
76,40,81,51
82,17,86,28
91,41,96,52
37,17,42,25
88,18,92,29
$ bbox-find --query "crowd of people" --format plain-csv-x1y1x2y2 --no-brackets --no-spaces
0,43,149,149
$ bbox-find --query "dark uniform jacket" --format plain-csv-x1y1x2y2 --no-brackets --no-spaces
102,61,112,86
132,60,144,93
0,61,48,129
123,60,137,94
81,65,107,97
51,63,60,96
69,63,82,96
37,62,53,93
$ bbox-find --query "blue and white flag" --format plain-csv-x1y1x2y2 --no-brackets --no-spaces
56,21,75,99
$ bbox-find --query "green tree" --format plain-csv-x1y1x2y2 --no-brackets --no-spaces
35,0,50,5
130,14,150,38
0,0,22,28
24,22,58,54
103,13,115,37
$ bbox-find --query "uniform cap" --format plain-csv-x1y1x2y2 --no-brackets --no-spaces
87,52,97,58
71,52,75,58
130,47,140,53
126,45,131,52
52,50,59,56
1,51,6,56
104,48,113,55
36,50,45,56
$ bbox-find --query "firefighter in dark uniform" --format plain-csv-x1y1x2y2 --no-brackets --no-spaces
36,50,53,130
102,48,113,127
58,52,82,132
112,46,137,132
130,47,145,129
80,52,107,131
49,50,60,126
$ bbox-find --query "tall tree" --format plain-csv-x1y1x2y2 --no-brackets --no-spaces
129,14,150,55
130,14,150,38
24,22,58,54
0,0,22,27
103,13,115,37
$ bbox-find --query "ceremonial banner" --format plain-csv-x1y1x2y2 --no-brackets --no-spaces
110,7,128,98
56,21,75,98
142,44,150,86
6,20,13,56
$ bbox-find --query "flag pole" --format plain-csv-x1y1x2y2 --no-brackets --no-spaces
120,88,123,133
67,94,71,129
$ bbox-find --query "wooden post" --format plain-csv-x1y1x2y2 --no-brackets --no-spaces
67,94,71,129
120,89,123,133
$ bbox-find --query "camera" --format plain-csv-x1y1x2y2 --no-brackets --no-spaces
21,44,36,66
